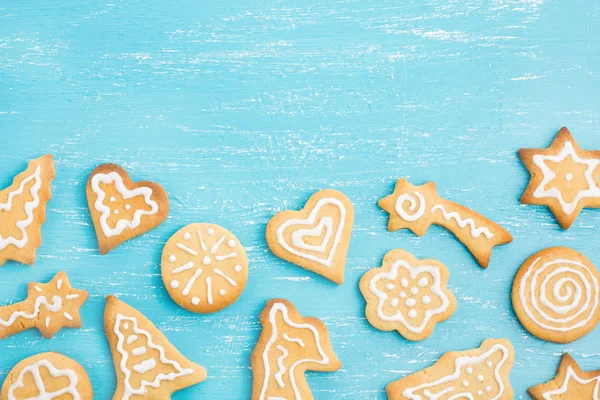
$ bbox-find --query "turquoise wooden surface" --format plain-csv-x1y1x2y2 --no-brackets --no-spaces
1,0,600,398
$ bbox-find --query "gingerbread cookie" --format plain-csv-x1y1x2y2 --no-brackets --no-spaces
1,352,93,400
86,163,169,254
379,179,512,268
161,223,248,313
266,189,354,284
251,299,342,400
512,247,600,344
359,249,456,341
519,127,600,229
529,354,600,399
386,338,515,400
105,296,207,399
0,154,55,266
0,271,88,339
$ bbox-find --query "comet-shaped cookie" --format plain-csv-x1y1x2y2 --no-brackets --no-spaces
0,271,88,339
379,179,512,268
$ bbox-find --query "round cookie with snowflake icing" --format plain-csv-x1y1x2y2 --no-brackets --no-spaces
161,223,248,313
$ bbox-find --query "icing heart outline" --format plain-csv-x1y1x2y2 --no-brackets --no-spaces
289,216,334,254
276,199,345,268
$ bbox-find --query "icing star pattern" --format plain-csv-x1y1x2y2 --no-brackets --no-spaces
529,354,600,400
519,127,600,229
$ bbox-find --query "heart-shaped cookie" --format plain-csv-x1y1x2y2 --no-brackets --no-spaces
86,164,169,254
266,189,354,284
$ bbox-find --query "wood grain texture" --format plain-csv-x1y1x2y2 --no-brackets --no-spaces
1,0,600,398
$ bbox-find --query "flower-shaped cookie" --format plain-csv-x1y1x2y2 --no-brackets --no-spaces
359,249,456,341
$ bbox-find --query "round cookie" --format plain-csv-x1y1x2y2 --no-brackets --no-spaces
161,223,248,313
512,246,600,343
1,352,93,400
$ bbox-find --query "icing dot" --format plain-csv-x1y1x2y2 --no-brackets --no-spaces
169,255,176,262
477,375,484,382
462,380,469,388
184,232,191,240
125,204,131,210
219,289,226,296
477,390,483,396
227,239,236,248
418,277,428,287
410,287,419,295
110,196,116,202
192,297,200,305
408,309,417,319
114,209,119,215
202,256,211,265
170,280,179,289
234,265,243,272
422,295,431,305
399,291,407,299
208,228,215,235
390,298,400,307
405,298,417,308
566,173,574,181
466,367,473,374
486,361,493,367
485,386,492,393
386,283,395,291
123,323,129,329
401,278,409,288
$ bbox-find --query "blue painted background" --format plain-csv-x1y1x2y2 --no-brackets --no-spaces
1,0,600,398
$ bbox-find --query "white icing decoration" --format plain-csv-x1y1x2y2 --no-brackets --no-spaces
169,255,176,262
91,172,158,238
402,343,510,400
7,358,80,400
431,204,494,239
533,141,600,215
369,260,450,334
395,191,426,222
259,302,330,400
519,257,599,332
276,197,346,268
542,366,600,400
0,166,42,250
0,295,62,327
192,297,200,305
114,313,194,399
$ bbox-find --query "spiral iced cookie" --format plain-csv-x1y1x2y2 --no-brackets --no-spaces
161,223,248,313
0,352,93,400
512,247,600,343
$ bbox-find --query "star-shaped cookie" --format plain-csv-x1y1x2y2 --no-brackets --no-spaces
529,354,600,399
519,127,600,229
0,271,88,339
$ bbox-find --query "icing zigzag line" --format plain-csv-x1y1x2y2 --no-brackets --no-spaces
431,205,494,239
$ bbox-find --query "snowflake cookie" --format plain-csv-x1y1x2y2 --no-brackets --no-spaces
359,249,456,341
161,223,248,314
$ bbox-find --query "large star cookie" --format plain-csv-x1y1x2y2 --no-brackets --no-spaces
529,354,600,399
519,127,600,229
0,154,55,266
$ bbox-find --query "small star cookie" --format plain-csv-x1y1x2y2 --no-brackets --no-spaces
519,127,600,229
529,354,600,400
0,271,88,339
